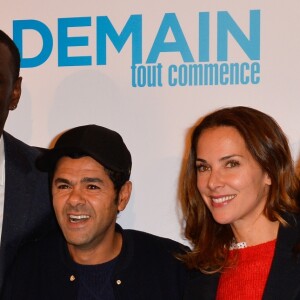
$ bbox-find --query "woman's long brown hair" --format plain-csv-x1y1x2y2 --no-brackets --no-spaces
179,106,299,273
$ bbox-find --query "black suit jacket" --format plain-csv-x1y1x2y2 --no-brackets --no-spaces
0,132,56,293
184,214,300,300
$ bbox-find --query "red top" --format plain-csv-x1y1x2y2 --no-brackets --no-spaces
216,239,276,300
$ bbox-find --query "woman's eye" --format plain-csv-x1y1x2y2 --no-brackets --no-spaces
196,164,210,172
226,160,240,168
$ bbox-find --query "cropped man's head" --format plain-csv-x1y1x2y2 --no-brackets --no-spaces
0,30,22,136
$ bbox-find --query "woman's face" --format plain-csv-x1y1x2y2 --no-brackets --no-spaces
196,126,271,228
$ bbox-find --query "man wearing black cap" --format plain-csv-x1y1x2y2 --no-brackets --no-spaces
3,124,189,300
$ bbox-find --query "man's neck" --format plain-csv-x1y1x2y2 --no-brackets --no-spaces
68,231,122,265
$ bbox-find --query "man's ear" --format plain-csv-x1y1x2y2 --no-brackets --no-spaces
9,77,22,110
117,181,132,212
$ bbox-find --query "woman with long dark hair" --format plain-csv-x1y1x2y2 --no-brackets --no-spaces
180,106,300,299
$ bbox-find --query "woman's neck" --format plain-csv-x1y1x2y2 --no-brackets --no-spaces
230,214,279,246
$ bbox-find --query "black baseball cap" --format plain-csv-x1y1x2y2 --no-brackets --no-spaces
36,124,132,179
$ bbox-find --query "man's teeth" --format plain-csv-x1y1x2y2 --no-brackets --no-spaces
212,195,236,203
69,215,90,222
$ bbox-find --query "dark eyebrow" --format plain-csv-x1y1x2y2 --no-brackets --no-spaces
219,155,241,161
196,154,242,163
81,177,103,184
196,158,207,163
220,154,242,161
53,178,71,185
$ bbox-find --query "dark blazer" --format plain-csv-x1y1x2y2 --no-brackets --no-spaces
184,213,300,300
2,224,190,300
0,132,56,292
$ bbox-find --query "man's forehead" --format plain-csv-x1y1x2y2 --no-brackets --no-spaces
53,156,109,179
0,43,15,74
53,176,104,184
55,155,104,168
